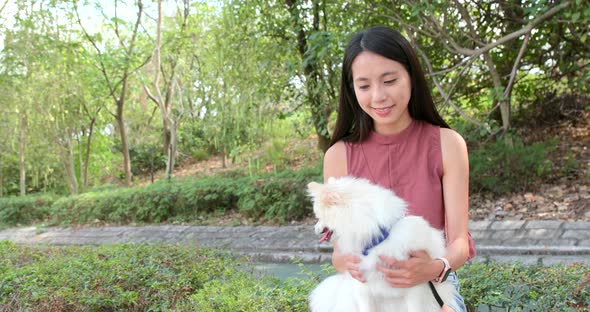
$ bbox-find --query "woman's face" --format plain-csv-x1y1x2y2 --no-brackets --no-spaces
351,51,412,135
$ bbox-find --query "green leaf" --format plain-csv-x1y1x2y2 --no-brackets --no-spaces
571,12,581,22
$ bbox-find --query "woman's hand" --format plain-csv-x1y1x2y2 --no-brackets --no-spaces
332,241,365,283
376,250,442,288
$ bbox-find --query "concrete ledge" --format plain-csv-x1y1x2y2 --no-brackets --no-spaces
475,245,590,255
2,222,589,267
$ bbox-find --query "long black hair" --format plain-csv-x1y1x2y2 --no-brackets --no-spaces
329,27,449,147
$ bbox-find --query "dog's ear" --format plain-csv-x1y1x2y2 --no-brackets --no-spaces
307,181,322,194
319,191,342,207
307,181,341,206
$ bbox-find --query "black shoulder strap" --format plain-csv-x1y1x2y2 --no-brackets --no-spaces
428,281,444,307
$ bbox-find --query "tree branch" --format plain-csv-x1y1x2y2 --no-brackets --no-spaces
0,0,8,16
73,2,118,115
504,32,530,99
412,37,484,129
372,8,438,38
426,57,471,77
451,1,570,57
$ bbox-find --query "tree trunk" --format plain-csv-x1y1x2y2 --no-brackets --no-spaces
486,1,525,132
145,0,178,181
286,0,332,152
221,147,227,169
163,93,177,180
78,130,83,191
484,54,511,132
74,1,143,187
19,112,27,196
116,101,133,187
67,136,79,195
0,166,3,197
308,79,331,152
82,118,96,192
166,124,177,181
59,134,79,195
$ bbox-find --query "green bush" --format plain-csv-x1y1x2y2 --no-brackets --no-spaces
1,242,588,311
0,194,58,226
185,269,314,311
129,143,167,176
469,134,556,194
0,242,313,311
237,167,321,221
50,178,244,225
0,242,247,311
5,137,565,226
46,167,321,226
460,262,589,311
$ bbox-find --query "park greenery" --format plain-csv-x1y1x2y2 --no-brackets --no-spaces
0,242,588,311
0,0,588,198
0,1,589,310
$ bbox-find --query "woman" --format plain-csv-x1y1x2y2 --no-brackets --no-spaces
323,26,476,312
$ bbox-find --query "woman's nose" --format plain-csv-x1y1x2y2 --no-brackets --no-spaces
372,85,386,102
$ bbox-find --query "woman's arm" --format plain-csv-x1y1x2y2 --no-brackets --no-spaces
440,128,470,270
323,141,366,282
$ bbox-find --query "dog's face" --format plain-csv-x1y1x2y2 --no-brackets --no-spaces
307,178,346,243
308,177,408,245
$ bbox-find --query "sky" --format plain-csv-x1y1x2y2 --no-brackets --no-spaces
0,0,186,50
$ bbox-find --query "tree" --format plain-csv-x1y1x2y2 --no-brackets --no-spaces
371,0,575,134
74,0,148,187
141,0,193,181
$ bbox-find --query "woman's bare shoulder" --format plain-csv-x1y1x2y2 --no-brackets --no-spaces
323,141,347,181
439,128,468,174
440,128,467,151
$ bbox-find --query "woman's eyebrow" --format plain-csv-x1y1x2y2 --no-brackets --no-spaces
354,71,399,83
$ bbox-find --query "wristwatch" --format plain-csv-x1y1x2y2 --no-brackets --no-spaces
434,257,451,283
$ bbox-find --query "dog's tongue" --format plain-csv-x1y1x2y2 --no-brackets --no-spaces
319,229,333,243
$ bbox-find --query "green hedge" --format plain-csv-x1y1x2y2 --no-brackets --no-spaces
0,136,564,226
0,242,242,311
0,194,58,226
236,168,320,221
0,242,588,311
469,134,557,195
0,167,322,226
459,262,589,311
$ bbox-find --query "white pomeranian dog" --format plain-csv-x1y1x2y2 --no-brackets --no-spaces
307,176,455,312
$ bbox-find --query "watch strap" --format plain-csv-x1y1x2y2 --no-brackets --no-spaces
434,257,451,283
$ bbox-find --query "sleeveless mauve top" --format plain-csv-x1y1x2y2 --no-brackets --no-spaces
345,119,476,259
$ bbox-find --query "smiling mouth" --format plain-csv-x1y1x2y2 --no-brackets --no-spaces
372,105,394,115
319,227,333,242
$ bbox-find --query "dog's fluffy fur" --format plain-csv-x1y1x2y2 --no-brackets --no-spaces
307,177,455,312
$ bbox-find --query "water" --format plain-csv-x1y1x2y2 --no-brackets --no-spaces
252,262,329,280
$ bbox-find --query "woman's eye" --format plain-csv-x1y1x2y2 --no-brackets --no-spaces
384,79,396,84
358,85,369,90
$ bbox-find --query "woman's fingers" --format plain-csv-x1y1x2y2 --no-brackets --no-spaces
376,255,415,288
331,246,366,282
346,255,365,282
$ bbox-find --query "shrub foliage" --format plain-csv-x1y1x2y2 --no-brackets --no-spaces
0,167,321,227
0,136,564,228
459,262,589,311
0,194,58,226
0,242,588,311
469,134,556,194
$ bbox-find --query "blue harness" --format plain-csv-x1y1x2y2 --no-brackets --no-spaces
361,226,390,256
